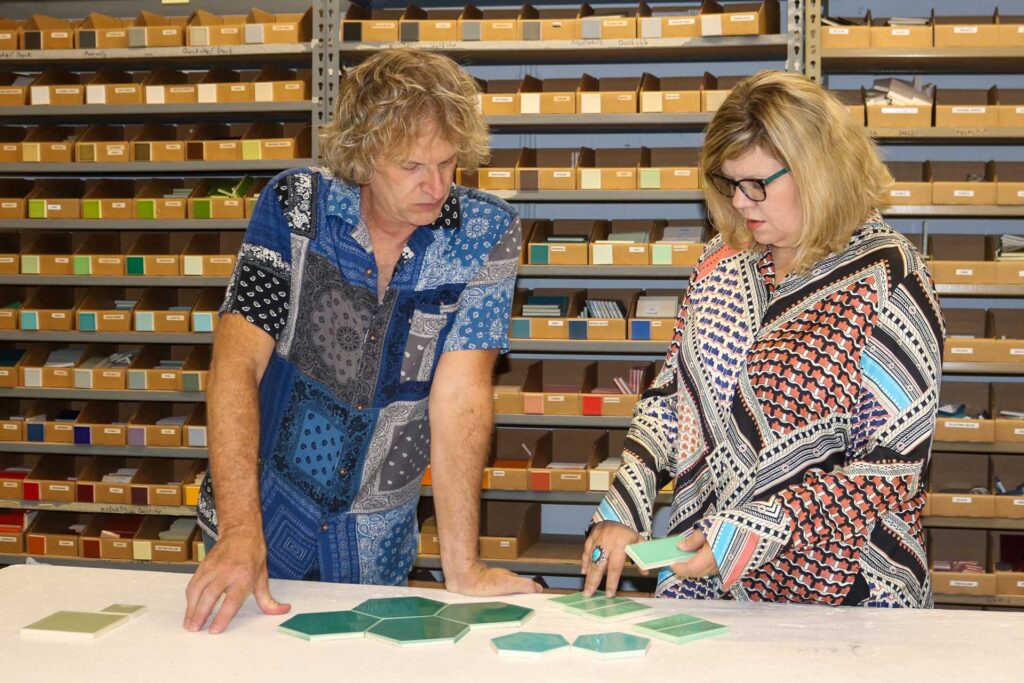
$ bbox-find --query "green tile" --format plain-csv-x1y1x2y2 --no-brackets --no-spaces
27,199,46,218
651,244,673,265
278,610,379,641
572,632,650,659
134,312,154,331
78,312,97,331
634,618,728,645
625,536,697,571
529,243,549,265
241,140,262,160
73,255,92,275
577,601,653,623
136,200,156,220
182,372,201,393
183,255,204,276
126,256,145,275
20,311,38,330
563,595,633,614
353,596,446,619
491,632,569,658
192,198,211,219
366,616,468,646
437,602,534,630
82,200,101,219
21,611,128,640
639,168,662,189
100,604,147,619
21,255,39,274
549,592,590,607
631,613,701,632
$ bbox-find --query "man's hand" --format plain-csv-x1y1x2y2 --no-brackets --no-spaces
445,562,542,596
668,530,719,580
183,531,290,634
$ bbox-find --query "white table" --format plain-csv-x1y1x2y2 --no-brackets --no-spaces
1,563,1022,682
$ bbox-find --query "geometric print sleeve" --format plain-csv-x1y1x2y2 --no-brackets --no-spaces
696,265,945,592
219,171,301,341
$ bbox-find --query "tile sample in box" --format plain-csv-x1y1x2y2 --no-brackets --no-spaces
573,632,650,659
22,610,129,640
278,610,379,641
367,616,469,647
437,602,534,630
632,614,729,644
353,596,445,619
492,632,570,658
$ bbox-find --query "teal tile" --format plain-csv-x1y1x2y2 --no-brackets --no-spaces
366,616,468,646
577,601,653,623
632,613,701,632
564,595,632,614
353,596,445,619
437,602,534,630
491,632,569,658
182,373,201,392
510,318,531,339
549,592,590,606
20,311,38,330
572,632,650,659
634,618,728,645
529,244,549,265
193,312,214,333
78,312,97,332
278,610,379,641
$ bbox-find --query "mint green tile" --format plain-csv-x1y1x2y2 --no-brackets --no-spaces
241,140,262,160
126,256,145,275
21,611,128,639
625,536,697,571
577,601,653,622
127,370,147,390
193,312,214,333
182,372,201,393
20,311,38,330
191,198,211,219
437,602,533,630
634,618,728,645
529,243,549,265
278,610,379,641
573,632,650,659
22,367,42,386
549,592,590,606
21,255,39,274
78,312,97,331
183,255,204,276
27,199,46,219
632,613,701,632
74,368,93,389
82,200,101,219
134,312,154,331
366,616,468,646
491,632,569,658
354,597,445,619
651,244,673,265
639,168,662,189
136,200,156,220
73,255,92,275
564,595,633,615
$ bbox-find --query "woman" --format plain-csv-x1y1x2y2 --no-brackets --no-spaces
582,71,944,607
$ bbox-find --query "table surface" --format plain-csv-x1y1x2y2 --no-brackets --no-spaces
2,563,1023,682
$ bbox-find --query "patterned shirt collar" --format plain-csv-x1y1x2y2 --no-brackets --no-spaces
325,178,462,232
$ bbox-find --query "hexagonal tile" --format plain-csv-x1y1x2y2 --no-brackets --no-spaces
353,596,446,619
277,610,380,641
573,632,651,659
491,632,570,658
366,616,469,647
437,602,534,630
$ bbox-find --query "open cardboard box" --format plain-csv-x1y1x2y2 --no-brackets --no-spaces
702,75,745,112
188,177,249,219
525,359,596,415
0,452,40,499
641,147,700,190
529,429,607,492
241,121,310,160
998,88,1024,128
528,218,602,265
935,381,994,443
935,87,997,128
184,466,205,504
244,177,269,217
16,346,66,388
639,73,710,114
198,68,252,104
25,344,109,390
510,287,587,340
134,179,190,220
181,232,242,276
478,500,540,560
995,161,1024,206
870,13,933,48
22,14,77,50
578,75,640,115
990,531,1024,595
0,72,31,106
80,513,144,560
998,15,1024,47
0,19,22,50
80,180,135,220
143,67,201,104
993,383,1024,445
125,232,189,276
25,511,91,557
933,12,998,48
419,514,440,555
460,6,522,42
929,234,996,285
126,344,192,390
579,287,638,339
24,454,90,502
831,89,865,125
29,69,85,106
578,147,647,190
186,122,244,161
991,456,1024,518
492,357,542,414
590,219,661,265
187,10,247,46
929,528,995,595
885,161,931,205
21,125,76,164
127,402,194,447
75,12,133,49
521,6,578,40
245,8,312,44
128,11,187,48
184,403,207,447
39,400,87,443
252,65,310,102
73,345,138,390
519,77,578,115
517,148,578,191
630,287,682,340
589,429,627,490
821,12,871,49
699,0,779,36
0,509,28,553
76,287,142,332
0,232,21,273
639,3,701,39
0,285,24,331
191,287,224,334
581,360,653,416
943,308,993,363
132,515,198,562
0,125,27,163
0,397,41,439
74,124,131,163
479,78,522,115
867,96,932,128
398,7,462,42
20,230,75,273
133,288,200,332
579,5,637,40
73,401,136,446
73,231,127,276
486,428,549,490
929,160,996,205
458,147,521,191
132,123,190,163
990,309,1024,364
85,68,143,105
19,287,83,332
77,455,146,504
928,451,995,517
650,219,706,266
342,6,404,42
130,458,203,506
0,180,31,219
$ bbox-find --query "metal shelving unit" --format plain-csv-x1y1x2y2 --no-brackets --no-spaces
0,499,196,517
0,276,227,287
820,48,1024,74
0,553,197,573
923,517,1024,532
0,160,313,174
0,220,248,231
517,264,693,278
0,388,205,402
0,443,205,458
485,113,714,131
881,205,1024,217
0,331,212,343
492,190,703,202
0,42,315,68
0,102,315,121
495,414,632,429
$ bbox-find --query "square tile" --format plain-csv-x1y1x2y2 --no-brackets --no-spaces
126,256,145,276
625,535,696,571
564,595,632,614
193,312,215,333
366,616,468,647
651,244,673,265
21,611,129,640
78,312,97,332
633,615,728,645
573,632,650,659
73,256,92,275
492,632,569,658
278,610,379,641
100,604,147,619
639,169,662,189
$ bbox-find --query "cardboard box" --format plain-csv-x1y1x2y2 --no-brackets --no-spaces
240,121,311,160
22,14,76,50
133,288,199,332
82,513,142,560
579,6,637,40
578,148,646,190
81,180,136,220
244,8,311,44
487,428,549,490
26,180,83,220
929,528,996,595
929,161,996,205
492,357,542,414
935,88,997,128
510,288,586,340
885,161,931,205
821,13,871,49
991,456,1024,517
134,179,189,220
19,287,83,332
191,287,224,334
933,13,998,48
650,221,706,265
73,349,136,391
934,382,994,443
702,75,745,112
180,232,242,277
526,218,600,265
197,68,252,104
184,467,205,503
125,232,188,277
699,0,780,37
630,287,682,340
990,310,1024,365
581,288,637,339
73,402,136,445
128,12,187,48
20,125,75,164
0,284,25,330
866,100,932,128
131,123,189,163
143,67,200,105
990,531,1024,595
995,161,1024,205
130,458,202,506
0,19,22,50
478,501,540,560
591,221,660,265
580,360,653,416
530,430,606,492
243,177,269,218
186,122,243,161
930,234,997,284
998,88,1024,128
399,8,461,42
460,7,521,42
187,10,246,46
518,77,577,115
997,259,1024,286
0,72,30,106
0,126,25,163
20,231,75,274
25,453,90,502
0,181,31,219
0,452,40,499
25,512,91,557
84,68,144,105
458,147,521,191
75,12,133,49
870,15,933,48
997,16,1024,47
418,515,440,555
29,69,85,106
831,89,866,125
132,515,198,562
928,452,995,517
127,403,193,448
74,124,131,164
639,3,701,39
517,148,579,191
188,178,249,219
521,7,577,41
577,74,639,115
127,345,191,390
183,401,207,444
639,73,708,114
993,384,1024,445
641,147,700,190
78,455,144,503
342,6,403,42
76,287,138,332
479,78,521,115
525,359,595,415
252,65,310,102
943,308,993,363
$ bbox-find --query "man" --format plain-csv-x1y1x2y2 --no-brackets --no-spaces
184,48,540,634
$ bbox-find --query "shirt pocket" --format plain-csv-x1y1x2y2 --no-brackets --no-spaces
399,301,459,384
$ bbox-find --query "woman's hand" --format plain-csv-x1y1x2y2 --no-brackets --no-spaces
669,530,720,579
580,521,645,597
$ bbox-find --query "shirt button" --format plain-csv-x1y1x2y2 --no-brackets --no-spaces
365,268,372,276
338,467,347,475
369,335,376,342
320,522,329,532
355,404,364,411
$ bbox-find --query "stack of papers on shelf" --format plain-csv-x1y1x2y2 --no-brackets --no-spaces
581,299,625,319
102,467,137,483
546,461,580,470
523,295,569,318
886,17,930,26
997,235,1024,261
114,299,137,310
155,415,188,426
79,350,139,370
657,225,703,243
865,76,934,106
635,295,679,318
158,518,195,541
44,348,85,368
1000,410,1024,420
596,230,649,244
164,188,193,199
156,359,185,369
547,234,589,244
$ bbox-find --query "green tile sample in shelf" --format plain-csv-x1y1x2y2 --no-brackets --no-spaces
21,610,129,640
573,632,650,659
183,256,204,276
21,255,40,274
353,596,446,619
136,200,156,219
366,616,469,646
78,312,97,331
73,256,92,275
126,257,145,275
651,244,673,265
82,200,102,219
191,199,212,219
491,632,569,658
437,602,534,630
241,140,262,160
639,168,661,189
28,200,46,219
278,610,379,641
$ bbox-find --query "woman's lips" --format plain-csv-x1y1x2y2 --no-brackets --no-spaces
747,219,765,231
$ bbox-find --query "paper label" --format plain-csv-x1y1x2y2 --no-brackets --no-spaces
547,320,564,327
1015,499,1024,506
547,395,565,401
156,258,175,264
952,496,973,504
500,541,511,547
49,484,70,492
488,171,512,178
674,169,692,176
1015,428,1024,436
603,20,628,27
892,28,911,36
0,536,16,542
665,94,680,100
52,144,67,150
3,145,15,151
955,268,974,276
211,257,232,264
222,27,239,34
113,541,127,548
492,471,505,477
1,202,15,208
104,428,121,434
949,580,979,587
828,28,850,35
1010,348,1024,356
945,421,980,429
553,171,572,177
156,488,176,495
112,202,126,209
265,141,291,148
3,425,16,431
114,87,135,94
272,25,292,32
167,201,182,207
490,96,513,103
102,314,124,321
435,22,452,29
550,246,566,252
58,540,74,547
98,258,120,264
51,313,66,319
950,347,974,355
170,87,193,93
167,315,185,321
589,320,609,327
166,143,182,150
102,371,120,377
668,18,695,25
492,22,513,29
163,29,177,35
55,88,78,94
881,107,919,114
160,373,176,379
560,474,582,480
629,246,646,253
53,32,68,38
954,190,976,197
616,171,633,177
160,428,176,435
730,15,756,22
952,107,986,114
1017,190,1024,198
370,22,395,29
954,26,979,34
219,142,237,149
285,84,301,90
155,545,179,552
554,96,571,102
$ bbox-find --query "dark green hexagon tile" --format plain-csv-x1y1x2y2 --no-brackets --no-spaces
353,596,446,619
277,610,380,641
366,616,469,647
437,602,534,630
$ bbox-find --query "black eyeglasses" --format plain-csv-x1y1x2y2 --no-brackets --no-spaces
707,167,790,202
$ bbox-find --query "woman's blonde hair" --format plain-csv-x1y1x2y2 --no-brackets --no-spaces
319,47,489,185
701,70,892,273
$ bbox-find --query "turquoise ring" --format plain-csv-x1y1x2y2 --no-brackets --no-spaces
591,545,606,565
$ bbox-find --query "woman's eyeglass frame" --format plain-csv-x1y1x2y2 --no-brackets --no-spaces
707,167,790,202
